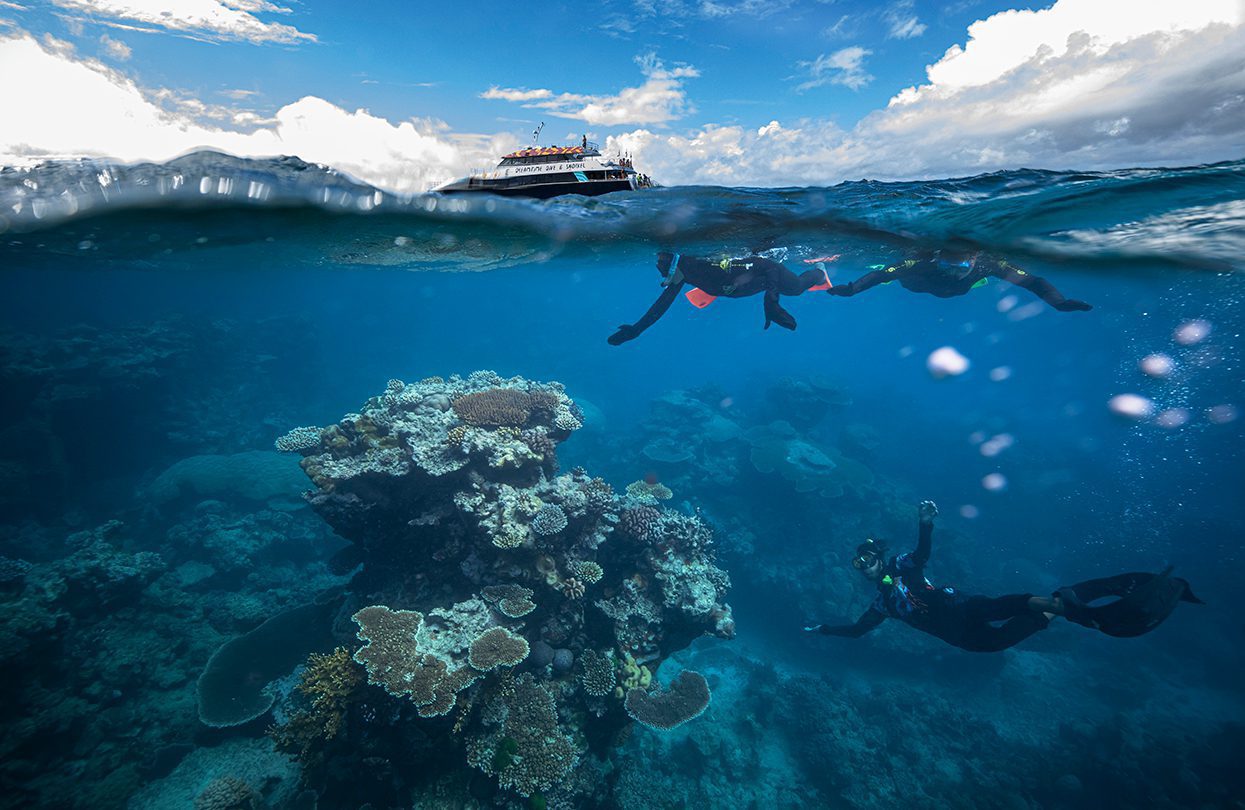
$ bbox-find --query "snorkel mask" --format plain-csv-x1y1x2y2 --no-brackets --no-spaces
852,538,885,570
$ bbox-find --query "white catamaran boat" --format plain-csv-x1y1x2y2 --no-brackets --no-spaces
438,133,652,198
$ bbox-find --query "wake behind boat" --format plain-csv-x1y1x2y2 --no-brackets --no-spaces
438,134,652,199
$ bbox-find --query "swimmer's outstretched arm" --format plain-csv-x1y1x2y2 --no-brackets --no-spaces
607,281,684,345
911,499,937,568
805,608,886,637
988,260,1092,312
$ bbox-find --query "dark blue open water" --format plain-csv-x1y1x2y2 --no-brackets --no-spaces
1,152,1242,809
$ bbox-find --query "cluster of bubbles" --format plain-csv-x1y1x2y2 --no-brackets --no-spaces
1109,319,1236,429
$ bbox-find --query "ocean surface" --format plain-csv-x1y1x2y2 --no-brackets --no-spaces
1,151,1242,809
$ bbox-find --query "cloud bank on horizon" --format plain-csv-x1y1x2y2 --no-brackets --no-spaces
0,0,1242,192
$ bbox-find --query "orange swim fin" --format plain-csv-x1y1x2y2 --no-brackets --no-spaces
685,287,718,308
803,255,837,291
808,267,833,292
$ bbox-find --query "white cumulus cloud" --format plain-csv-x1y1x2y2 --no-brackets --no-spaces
0,33,503,192
50,0,316,44
480,53,699,126
4,0,1245,192
617,0,1245,185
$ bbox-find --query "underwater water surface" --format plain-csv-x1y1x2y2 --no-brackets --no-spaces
1,152,1243,809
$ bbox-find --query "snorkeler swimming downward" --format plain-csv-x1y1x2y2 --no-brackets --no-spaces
804,501,1201,652
607,252,830,346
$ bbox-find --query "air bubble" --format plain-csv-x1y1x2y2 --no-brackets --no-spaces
927,346,969,379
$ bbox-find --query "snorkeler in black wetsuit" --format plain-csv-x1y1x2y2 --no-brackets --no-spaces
607,252,830,345
828,251,1093,312
803,501,1201,652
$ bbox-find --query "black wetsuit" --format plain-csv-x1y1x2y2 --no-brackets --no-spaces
816,519,1050,652
828,254,1092,312
608,253,828,345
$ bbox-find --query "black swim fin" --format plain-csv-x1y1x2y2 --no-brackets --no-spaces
763,294,797,331
1056,567,1202,638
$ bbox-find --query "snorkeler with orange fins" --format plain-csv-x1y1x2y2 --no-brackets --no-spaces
607,249,1090,345
607,251,832,345
804,500,1202,652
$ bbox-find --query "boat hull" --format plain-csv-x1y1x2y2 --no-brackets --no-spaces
439,178,637,199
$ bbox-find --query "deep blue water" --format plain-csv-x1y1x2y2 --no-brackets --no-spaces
1,153,1242,809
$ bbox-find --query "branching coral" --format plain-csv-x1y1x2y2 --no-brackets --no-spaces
452,388,532,427
578,649,615,697
567,560,603,584
552,407,583,432
531,503,569,536
271,647,365,758
466,674,579,797
581,477,615,515
522,428,556,461
468,627,530,671
274,425,323,454
528,390,561,423
624,670,711,731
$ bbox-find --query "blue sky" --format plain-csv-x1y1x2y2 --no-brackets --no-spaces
2,1,1243,190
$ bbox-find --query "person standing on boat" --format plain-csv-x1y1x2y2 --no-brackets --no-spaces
827,250,1092,311
607,252,833,345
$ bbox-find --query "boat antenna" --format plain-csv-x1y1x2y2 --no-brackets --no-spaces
531,121,544,147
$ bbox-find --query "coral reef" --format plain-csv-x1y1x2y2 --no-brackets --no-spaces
270,372,733,805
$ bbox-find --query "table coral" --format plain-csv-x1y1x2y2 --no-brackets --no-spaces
468,627,530,671
624,670,711,731
452,388,532,427
481,584,536,618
